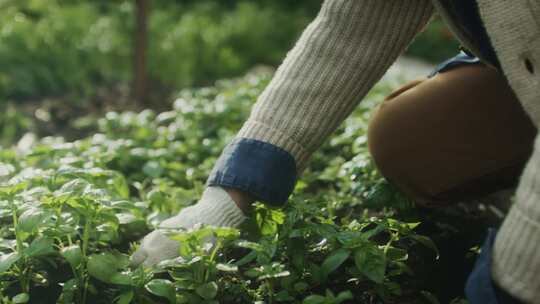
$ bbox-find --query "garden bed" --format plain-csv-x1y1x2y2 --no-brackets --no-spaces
0,70,499,304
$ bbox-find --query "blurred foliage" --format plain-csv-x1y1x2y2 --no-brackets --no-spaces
147,2,315,89
407,18,461,63
0,0,318,102
0,0,458,103
0,0,132,100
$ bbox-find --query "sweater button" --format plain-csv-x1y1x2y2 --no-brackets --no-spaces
524,58,535,74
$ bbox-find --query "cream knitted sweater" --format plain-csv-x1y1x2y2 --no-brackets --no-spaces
234,0,539,302
478,1,540,303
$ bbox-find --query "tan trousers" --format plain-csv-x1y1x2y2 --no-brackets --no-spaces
367,64,537,206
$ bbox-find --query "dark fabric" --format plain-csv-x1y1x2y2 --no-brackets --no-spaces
438,0,500,68
207,138,297,206
465,229,524,304
429,51,482,77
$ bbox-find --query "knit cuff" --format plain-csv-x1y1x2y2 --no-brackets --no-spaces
237,120,310,171
492,144,540,303
207,138,297,206
491,205,540,303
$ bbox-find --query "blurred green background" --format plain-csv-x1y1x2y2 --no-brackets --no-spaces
0,0,459,145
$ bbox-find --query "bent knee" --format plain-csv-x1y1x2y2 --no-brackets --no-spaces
367,79,425,184
367,97,415,194
367,71,532,206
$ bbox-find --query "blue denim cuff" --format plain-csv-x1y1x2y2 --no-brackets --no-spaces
429,51,482,78
465,229,523,304
207,138,297,206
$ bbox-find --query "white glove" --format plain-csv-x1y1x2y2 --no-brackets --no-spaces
130,186,246,267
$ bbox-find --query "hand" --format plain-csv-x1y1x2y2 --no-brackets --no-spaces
130,186,249,267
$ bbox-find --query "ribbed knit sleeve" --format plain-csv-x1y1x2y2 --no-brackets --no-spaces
492,136,540,303
236,0,434,171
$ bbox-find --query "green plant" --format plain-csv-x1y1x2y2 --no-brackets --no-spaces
0,71,450,303
303,290,353,304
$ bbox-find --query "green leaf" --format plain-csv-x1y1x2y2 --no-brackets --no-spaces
270,209,286,224
245,267,262,278
259,270,290,280
309,263,323,285
87,252,132,285
111,174,130,199
110,273,134,285
320,248,350,281
421,291,441,304
195,281,218,300
257,207,285,236
303,295,326,304
12,293,29,304
57,179,90,197
354,245,386,283
18,208,49,234
24,237,55,258
212,227,240,240
234,250,257,266
275,290,294,302
336,290,354,303
365,182,394,207
294,282,309,293
0,252,20,273
58,279,77,304
0,182,28,197
235,240,264,252
116,291,134,304
87,253,116,282
145,279,176,304
146,189,166,205
385,247,408,261
143,161,163,178
336,231,368,249
216,263,238,272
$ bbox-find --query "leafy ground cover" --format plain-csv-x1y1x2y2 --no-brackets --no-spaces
0,71,492,304
0,0,459,148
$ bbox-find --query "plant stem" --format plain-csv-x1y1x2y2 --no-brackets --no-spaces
82,219,90,258
266,279,274,304
81,216,92,304
11,202,22,254
209,241,221,263
11,199,29,293
204,241,221,282
383,233,397,254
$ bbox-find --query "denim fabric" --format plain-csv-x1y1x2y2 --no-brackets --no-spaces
437,0,500,68
429,51,482,78
465,229,523,304
207,138,297,206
